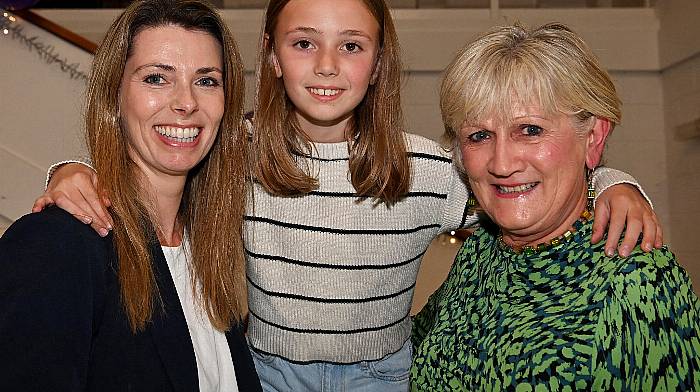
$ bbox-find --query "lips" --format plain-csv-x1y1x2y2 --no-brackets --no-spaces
309,87,340,96
496,183,538,194
492,182,539,198
155,125,201,143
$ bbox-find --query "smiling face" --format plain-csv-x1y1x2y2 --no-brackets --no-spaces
119,25,224,182
271,0,380,142
459,104,602,247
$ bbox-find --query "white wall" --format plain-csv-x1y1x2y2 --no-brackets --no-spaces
0,12,91,224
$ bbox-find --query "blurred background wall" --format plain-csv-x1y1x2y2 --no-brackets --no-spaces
0,0,698,308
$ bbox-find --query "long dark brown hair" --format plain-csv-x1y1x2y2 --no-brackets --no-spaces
252,0,410,204
86,0,247,332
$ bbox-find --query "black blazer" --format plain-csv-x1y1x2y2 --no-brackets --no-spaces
0,207,261,391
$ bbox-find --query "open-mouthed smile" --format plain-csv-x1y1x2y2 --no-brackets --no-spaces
155,125,201,144
494,182,539,197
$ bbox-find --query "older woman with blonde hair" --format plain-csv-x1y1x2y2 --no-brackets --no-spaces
411,23,700,390
0,0,261,390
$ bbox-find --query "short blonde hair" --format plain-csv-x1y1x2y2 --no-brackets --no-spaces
440,23,621,167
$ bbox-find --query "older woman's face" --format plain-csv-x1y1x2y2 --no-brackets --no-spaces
459,104,594,243
119,25,224,179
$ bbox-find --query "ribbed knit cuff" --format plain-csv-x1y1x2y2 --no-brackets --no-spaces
591,167,653,209
45,158,94,191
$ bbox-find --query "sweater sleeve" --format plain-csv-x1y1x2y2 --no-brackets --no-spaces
0,208,108,390
591,247,700,390
591,167,653,209
45,158,94,190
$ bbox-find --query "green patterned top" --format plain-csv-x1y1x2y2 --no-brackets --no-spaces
411,218,700,391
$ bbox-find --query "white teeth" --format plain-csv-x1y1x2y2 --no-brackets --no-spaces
309,88,340,96
154,126,200,143
497,183,537,193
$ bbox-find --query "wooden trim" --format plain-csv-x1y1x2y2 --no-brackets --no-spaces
12,9,97,54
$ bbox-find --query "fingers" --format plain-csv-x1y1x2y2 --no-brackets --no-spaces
50,192,94,225
48,167,112,237
639,213,657,253
603,206,626,257
654,221,664,249
79,183,113,232
32,195,55,213
617,217,642,258
591,200,610,244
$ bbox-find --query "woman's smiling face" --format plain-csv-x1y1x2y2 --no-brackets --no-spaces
119,25,224,179
459,104,595,247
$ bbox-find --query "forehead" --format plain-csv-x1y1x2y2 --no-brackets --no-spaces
276,0,379,36
128,25,223,68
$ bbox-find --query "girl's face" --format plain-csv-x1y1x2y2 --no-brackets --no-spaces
271,0,380,142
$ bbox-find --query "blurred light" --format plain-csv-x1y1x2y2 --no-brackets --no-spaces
449,237,457,244
9,16,16,22
2,28,8,35
3,12,8,17
450,230,456,235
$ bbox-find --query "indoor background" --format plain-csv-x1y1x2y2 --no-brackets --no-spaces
0,0,698,310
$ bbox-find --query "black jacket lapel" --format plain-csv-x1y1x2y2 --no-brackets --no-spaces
225,322,263,391
147,240,199,392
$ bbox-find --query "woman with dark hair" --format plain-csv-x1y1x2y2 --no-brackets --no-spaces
0,0,261,390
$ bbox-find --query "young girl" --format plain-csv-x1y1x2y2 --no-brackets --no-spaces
39,0,660,390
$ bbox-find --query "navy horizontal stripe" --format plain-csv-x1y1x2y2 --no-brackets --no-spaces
306,190,447,199
245,248,425,270
408,152,451,163
292,152,348,162
244,215,441,235
290,151,451,163
250,309,410,335
248,277,415,304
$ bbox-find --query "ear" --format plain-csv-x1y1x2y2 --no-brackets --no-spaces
369,55,381,85
264,34,283,78
585,117,611,169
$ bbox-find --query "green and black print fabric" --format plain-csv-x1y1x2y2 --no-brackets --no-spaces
411,219,700,391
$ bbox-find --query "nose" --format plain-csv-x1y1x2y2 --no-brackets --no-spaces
487,137,525,178
314,48,338,77
170,83,198,115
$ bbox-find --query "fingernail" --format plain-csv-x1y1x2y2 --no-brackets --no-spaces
605,248,615,257
620,246,630,257
81,216,93,224
99,228,109,237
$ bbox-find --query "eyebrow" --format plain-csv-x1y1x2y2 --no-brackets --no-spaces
134,63,175,73
286,27,373,41
133,63,222,74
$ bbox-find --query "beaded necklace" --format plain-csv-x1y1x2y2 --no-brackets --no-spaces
497,209,593,255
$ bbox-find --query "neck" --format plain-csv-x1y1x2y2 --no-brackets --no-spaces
295,111,351,143
137,169,186,247
501,192,589,250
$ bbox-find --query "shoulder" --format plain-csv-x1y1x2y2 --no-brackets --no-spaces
603,246,692,292
599,246,699,325
1,206,111,266
404,132,452,161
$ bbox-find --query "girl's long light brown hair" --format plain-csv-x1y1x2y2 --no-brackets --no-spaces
253,0,410,204
86,0,247,332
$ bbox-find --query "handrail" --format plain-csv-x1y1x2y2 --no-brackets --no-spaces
11,9,97,54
